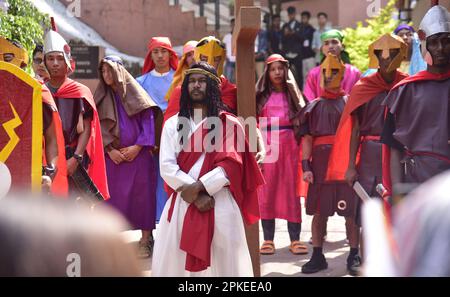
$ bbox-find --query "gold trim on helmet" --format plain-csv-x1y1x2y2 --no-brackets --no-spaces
368,34,407,72
194,36,226,76
320,53,345,89
0,36,29,68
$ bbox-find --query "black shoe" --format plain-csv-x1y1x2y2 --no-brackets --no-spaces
347,254,362,276
301,254,328,274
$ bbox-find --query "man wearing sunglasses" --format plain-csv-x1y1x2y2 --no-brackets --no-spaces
32,44,50,83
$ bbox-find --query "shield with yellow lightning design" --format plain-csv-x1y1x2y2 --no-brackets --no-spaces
0,61,42,195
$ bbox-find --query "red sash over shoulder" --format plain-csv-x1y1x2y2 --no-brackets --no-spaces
165,112,264,272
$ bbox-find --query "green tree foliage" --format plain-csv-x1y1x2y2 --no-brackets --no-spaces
343,0,400,72
0,0,50,71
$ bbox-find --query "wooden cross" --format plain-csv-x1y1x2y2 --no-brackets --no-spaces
232,0,261,277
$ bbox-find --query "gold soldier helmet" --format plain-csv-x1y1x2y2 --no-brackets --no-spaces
0,36,29,69
368,34,407,72
194,36,226,76
320,53,345,89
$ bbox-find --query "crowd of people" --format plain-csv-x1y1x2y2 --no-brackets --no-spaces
0,3,449,277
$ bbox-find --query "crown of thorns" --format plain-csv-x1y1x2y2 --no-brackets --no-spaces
185,68,221,85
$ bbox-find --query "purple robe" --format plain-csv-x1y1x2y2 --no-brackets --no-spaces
106,93,156,230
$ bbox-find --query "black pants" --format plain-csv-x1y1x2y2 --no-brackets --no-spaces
262,219,301,242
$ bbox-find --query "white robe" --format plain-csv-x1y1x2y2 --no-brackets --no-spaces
152,114,253,277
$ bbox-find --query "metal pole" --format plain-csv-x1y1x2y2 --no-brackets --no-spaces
199,0,204,17
215,0,220,32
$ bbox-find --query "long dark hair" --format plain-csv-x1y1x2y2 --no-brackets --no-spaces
177,62,224,143
179,62,223,119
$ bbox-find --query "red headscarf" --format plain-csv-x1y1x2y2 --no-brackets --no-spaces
142,37,178,75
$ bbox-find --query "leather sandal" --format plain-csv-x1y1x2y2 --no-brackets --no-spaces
289,241,308,255
260,240,275,255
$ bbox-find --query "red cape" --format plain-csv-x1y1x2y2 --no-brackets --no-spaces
41,84,69,197
164,76,237,123
391,69,450,91
326,71,408,181
53,79,110,200
381,69,450,197
165,112,264,272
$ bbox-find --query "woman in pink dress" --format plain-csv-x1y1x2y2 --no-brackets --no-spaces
256,54,308,255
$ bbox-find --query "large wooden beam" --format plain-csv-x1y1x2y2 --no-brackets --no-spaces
233,7,260,118
232,0,261,277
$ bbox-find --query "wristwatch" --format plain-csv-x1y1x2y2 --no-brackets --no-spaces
42,164,56,180
73,153,84,163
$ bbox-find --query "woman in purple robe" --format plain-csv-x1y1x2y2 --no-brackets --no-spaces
94,55,158,258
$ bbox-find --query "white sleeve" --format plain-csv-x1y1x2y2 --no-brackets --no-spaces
159,118,196,191
199,166,230,196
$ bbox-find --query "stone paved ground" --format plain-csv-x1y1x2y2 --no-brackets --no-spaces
121,198,354,277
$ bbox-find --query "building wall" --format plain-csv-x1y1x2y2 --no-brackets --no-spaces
59,0,214,58
411,0,450,29
338,0,390,29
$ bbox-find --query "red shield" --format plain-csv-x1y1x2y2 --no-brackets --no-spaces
0,61,42,195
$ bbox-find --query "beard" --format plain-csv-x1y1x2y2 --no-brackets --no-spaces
190,91,208,105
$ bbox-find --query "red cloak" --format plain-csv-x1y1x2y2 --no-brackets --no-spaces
326,71,408,181
41,83,69,197
381,69,450,197
52,78,110,200
165,112,264,272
